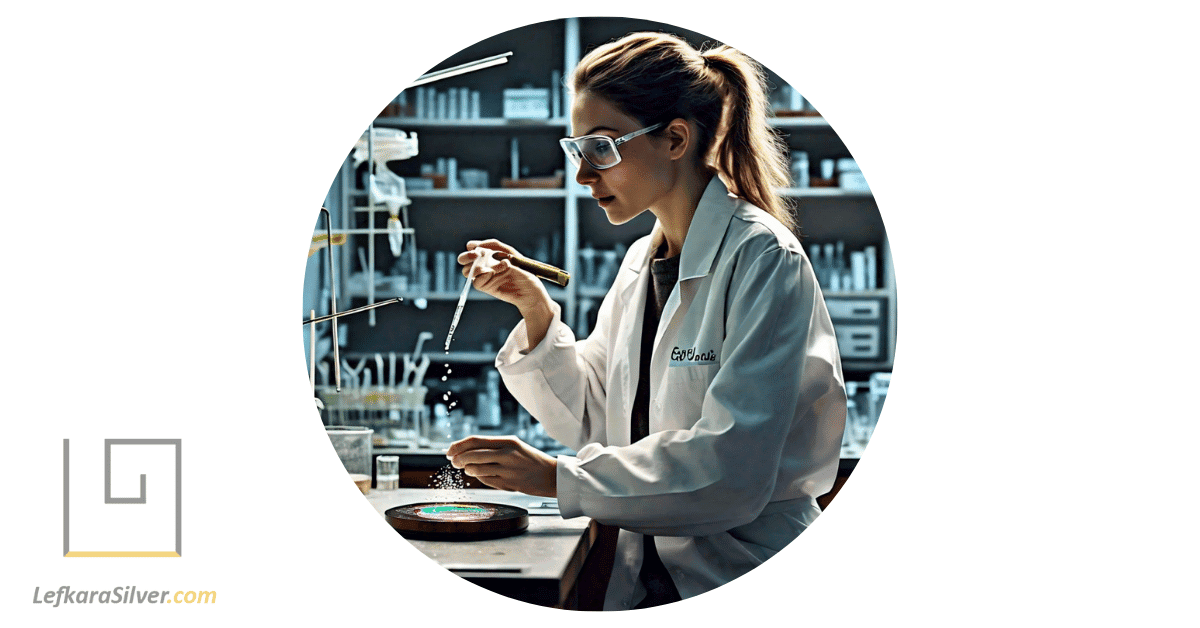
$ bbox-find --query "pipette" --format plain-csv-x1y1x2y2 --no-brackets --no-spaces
443,250,570,351
445,262,478,351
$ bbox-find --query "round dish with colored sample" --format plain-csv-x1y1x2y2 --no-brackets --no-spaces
384,502,529,540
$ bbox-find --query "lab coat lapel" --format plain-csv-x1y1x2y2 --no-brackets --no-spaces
650,177,738,388
609,228,658,447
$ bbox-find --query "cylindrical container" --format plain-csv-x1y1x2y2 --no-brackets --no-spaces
821,158,836,180
850,251,867,291
436,91,448,119
417,250,430,292
478,370,501,428
502,253,571,287
325,426,373,476
451,411,475,441
376,455,400,491
791,152,810,188
446,157,458,191
579,246,596,288
864,245,878,290
429,403,454,447
447,87,459,119
510,137,520,180
434,251,447,293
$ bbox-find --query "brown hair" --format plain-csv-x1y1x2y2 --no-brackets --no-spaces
572,32,796,232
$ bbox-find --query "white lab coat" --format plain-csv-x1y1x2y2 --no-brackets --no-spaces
496,176,846,609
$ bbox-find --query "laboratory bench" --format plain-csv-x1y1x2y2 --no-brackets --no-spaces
365,487,606,609
363,461,858,609
369,444,859,513
368,447,860,510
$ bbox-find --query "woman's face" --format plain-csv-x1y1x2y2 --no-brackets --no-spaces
568,91,674,225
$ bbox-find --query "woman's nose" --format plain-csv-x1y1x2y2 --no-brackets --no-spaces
574,161,598,186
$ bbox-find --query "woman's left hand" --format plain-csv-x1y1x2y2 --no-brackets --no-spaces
445,436,558,498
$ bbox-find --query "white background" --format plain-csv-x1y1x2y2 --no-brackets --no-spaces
2,1,1196,625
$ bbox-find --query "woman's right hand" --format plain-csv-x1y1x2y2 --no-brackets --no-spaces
458,239,554,320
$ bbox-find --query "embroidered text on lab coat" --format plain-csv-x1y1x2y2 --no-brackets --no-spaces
669,345,718,366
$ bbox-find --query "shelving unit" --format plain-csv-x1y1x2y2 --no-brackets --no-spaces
374,117,571,129
307,17,895,430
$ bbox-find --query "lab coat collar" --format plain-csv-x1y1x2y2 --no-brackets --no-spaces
625,175,738,280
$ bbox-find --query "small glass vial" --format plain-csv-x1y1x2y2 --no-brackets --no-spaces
376,455,400,491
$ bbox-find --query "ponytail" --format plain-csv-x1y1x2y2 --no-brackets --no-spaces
573,33,797,233
700,47,796,232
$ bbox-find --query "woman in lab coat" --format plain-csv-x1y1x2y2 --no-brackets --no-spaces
447,32,846,610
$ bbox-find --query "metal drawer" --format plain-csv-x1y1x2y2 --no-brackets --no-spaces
826,298,881,321
834,324,881,360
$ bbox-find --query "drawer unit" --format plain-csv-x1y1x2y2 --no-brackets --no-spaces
826,299,881,321
825,296,888,362
834,325,881,359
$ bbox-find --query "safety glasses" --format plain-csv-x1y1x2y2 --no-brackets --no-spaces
559,123,664,170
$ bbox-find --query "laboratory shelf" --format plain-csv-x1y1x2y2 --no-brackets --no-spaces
768,116,832,129
339,350,499,364
824,289,890,298
780,187,873,198
571,187,870,199
350,189,566,200
409,188,566,199
373,117,570,129
315,18,894,380
434,351,500,364
579,287,885,300
374,116,826,129
345,287,568,302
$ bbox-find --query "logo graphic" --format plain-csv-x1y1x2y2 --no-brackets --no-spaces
62,439,182,557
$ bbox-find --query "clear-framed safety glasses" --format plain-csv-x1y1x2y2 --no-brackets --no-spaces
559,122,664,170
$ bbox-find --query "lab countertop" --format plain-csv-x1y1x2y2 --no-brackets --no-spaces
370,447,862,476
365,488,597,607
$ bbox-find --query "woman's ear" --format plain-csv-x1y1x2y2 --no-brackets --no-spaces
665,118,691,162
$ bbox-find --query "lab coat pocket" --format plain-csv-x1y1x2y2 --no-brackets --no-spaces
660,363,719,428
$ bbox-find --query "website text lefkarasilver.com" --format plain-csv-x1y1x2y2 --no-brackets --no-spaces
33,586,215,606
